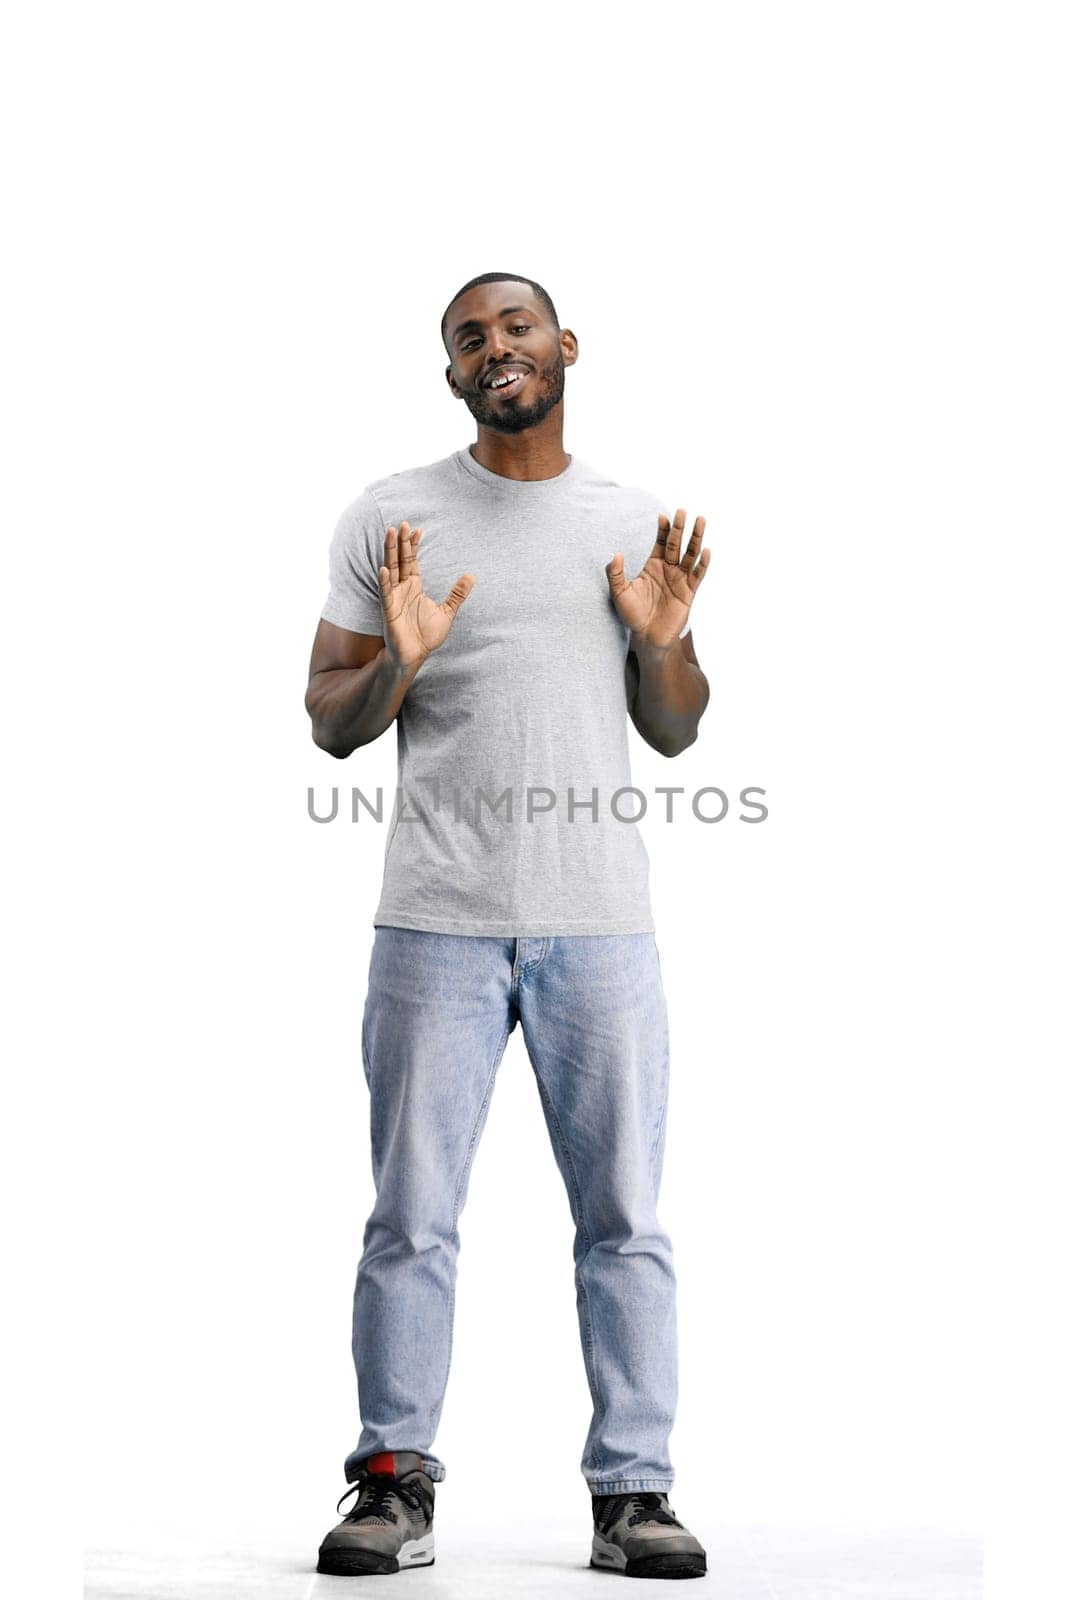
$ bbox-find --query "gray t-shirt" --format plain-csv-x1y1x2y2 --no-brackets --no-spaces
320,445,689,937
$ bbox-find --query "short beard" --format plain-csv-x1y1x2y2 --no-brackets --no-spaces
461,349,565,434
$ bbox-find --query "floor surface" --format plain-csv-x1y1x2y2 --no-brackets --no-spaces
86,1521,982,1598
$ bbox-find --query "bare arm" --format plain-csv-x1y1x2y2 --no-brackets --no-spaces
305,519,475,760
305,620,420,759
625,628,710,757
609,506,712,757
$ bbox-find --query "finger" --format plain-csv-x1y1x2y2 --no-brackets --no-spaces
398,522,415,581
664,508,686,565
604,551,627,597
680,515,706,574
384,525,401,584
393,522,412,581
652,513,670,559
438,573,476,618
687,547,711,592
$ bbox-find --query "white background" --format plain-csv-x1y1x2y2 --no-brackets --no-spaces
4,3,1064,1596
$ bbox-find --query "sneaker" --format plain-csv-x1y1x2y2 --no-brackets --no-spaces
316,1451,436,1575
591,1490,707,1579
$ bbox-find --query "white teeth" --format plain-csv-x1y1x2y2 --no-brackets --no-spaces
489,370,523,389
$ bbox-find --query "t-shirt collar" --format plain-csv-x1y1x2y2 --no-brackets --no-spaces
454,445,581,489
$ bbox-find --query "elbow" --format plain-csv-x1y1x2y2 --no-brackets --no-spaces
308,711,353,760
633,716,700,759
313,726,357,760
317,738,353,761
660,730,697,758
638,729,691,758
311,729,350,760
663,692,710,756
312,720,377,758
659,715,703,758
306,686,352,759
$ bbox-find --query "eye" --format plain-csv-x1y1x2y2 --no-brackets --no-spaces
460,324,529,353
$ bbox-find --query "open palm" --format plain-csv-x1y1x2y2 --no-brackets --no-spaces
606,508,709,646
379,521,475,669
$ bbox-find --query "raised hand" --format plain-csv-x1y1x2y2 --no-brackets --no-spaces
379,521,475,670
605,508,709,648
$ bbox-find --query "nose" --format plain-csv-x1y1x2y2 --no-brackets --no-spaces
484,329,514,363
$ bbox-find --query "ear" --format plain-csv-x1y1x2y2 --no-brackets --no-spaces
559,328,579,369
445,363,462,398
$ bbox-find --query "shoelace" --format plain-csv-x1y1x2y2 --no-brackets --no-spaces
337,1473,428,1525
624,1492,681,1528
595,1491,681,1530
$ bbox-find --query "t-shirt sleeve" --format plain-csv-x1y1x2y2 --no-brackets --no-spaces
320,490,387,635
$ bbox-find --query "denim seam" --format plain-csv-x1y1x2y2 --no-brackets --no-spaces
511,937,551,995
360,1015,371,1087
588,1477,675,1493
529,1065,605,1476
434,1015,514,1428
521,936,552,975
647,1035,670,1191
647,945,670,1188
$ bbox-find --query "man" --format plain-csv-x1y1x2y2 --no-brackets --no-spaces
305,273,711,1580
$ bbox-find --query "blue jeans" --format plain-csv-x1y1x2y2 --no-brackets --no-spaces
344,929,678,1495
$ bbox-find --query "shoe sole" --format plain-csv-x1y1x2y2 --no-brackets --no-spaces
317,1533,435,1575
591,1534,707,1579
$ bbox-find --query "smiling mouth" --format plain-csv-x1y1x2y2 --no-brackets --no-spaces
484,369,530,395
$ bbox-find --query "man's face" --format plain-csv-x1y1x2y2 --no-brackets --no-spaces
444,281,572,434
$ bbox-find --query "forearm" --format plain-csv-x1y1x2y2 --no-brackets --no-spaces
306,648,421,758
628,634,709,757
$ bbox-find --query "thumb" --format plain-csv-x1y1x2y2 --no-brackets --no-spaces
439,572,476,618
605,552,627,597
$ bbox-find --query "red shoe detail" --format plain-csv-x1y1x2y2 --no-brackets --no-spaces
367,1452,396,1475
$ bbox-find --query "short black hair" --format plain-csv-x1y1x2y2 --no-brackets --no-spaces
441,272,559,353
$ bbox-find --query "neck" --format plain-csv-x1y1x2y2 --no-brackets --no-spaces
470,412,570,481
